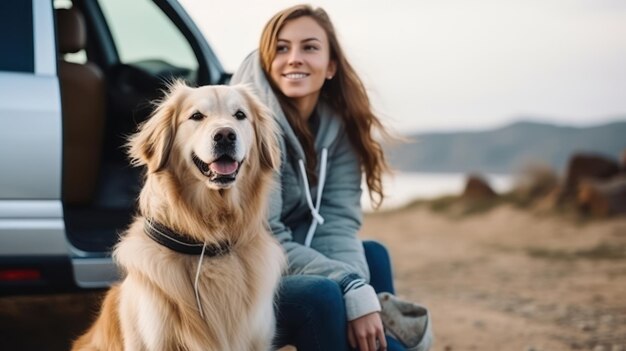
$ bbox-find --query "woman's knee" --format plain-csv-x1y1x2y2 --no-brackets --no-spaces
363,240,395,294
278,276,345,320
363,240,390,259
301,277,344,318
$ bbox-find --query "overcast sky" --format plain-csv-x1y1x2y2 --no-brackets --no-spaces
179,0,626,134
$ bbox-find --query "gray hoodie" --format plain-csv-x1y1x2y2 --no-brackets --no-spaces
231,51,380,320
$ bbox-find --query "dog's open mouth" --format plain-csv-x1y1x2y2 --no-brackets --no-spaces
192,152,241,184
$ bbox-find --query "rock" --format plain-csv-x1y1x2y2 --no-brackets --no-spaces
577,176,626,216
462,174,497,199
561,153,620,202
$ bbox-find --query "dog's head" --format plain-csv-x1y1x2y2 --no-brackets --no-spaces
128,81,280,190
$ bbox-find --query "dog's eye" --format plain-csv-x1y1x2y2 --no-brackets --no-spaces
233,110,247,120
190,112,205,121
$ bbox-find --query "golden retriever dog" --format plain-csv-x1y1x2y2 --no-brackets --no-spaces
72,82,286,351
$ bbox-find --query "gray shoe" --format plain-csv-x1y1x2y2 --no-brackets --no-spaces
378,292,433,351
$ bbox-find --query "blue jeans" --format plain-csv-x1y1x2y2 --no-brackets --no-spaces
274,241,406,351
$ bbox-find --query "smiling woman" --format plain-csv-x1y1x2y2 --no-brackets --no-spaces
269,16,336,120
230,4,431,351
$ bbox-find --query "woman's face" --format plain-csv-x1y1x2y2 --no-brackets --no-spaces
270,16,336,114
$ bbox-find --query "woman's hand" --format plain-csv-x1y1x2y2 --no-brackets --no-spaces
347,312,387,351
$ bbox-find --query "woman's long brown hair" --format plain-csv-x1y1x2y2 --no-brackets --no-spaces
259,4,389,208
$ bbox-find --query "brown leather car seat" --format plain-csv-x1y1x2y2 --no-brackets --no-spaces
56,7,105,205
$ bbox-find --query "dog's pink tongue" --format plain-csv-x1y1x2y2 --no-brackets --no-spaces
209,160,238,175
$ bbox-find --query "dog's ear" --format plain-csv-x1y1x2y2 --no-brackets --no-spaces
127,81,188,173
235,85,281,172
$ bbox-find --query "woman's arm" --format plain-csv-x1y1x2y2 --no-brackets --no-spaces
269,132,381,322
268,130,368,281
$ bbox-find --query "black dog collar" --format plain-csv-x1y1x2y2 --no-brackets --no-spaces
144,220,231,257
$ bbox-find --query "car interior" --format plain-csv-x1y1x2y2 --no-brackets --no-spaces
54,0,228,254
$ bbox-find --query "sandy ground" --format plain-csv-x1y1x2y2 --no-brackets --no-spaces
362,205,626,351
1,205,625,350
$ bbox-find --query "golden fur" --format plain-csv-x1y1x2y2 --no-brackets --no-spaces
72,82,286,351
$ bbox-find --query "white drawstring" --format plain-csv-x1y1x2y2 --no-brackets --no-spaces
194,242,207,320
299,148,328,247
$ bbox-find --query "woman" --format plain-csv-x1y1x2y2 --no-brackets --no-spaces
231,5,403,351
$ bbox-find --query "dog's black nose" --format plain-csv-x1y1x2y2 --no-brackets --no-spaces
214,128,237,142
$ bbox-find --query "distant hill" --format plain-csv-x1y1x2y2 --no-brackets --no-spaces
386,120,626,174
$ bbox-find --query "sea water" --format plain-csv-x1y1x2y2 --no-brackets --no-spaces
361,172,514,212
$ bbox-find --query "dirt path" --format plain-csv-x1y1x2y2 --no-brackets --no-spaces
362,206,626,351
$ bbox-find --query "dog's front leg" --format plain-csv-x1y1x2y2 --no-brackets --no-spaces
119,278,174,351
247,300,278,351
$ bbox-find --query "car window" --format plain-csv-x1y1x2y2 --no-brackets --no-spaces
0,0,34,73
98,0,198,73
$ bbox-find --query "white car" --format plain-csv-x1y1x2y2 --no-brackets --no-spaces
0,0,229,294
